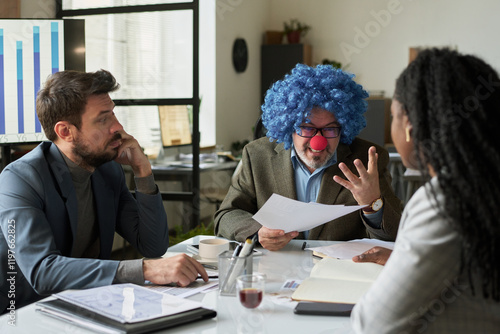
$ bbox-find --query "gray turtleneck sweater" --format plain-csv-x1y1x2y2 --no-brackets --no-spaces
62,152,157,284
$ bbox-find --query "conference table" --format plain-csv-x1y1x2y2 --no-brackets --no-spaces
0,237,353,333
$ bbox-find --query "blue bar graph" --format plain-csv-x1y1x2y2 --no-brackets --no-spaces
51,22,59,74
0,29,4,135
16,41,24,134
34,26,41,132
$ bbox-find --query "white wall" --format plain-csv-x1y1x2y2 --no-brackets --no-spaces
199,0,217,148
20,0,55,18
267,0,500,98
215,0,271,151
23,0,500,151
216,0,500,149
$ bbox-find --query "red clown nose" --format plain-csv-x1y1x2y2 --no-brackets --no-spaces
310,136,327,151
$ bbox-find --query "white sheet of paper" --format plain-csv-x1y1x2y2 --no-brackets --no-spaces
308,238,395,260
252,193,364,233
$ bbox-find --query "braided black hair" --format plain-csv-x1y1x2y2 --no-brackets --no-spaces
395,48,500,301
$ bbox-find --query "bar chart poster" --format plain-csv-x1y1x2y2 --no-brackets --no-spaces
0,19,64,144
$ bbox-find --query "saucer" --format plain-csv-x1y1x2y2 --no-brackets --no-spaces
193,254,219,265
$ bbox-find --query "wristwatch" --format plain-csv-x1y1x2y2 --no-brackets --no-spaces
363,197,384,214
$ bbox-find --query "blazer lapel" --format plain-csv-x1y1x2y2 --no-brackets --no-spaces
46,143,79,241
91,169,116,259
309,143,352,239
271,144,297,199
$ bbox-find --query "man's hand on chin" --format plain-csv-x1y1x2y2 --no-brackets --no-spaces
114,130,152,177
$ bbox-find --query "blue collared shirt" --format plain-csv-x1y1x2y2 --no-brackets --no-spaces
290,146,383,239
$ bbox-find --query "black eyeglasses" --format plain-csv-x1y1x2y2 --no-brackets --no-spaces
297,126,341,138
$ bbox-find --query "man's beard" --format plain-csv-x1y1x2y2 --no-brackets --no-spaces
73,133,121,169
295,143,334,171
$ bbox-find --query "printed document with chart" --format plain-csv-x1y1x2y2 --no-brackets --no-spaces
252,193,364,232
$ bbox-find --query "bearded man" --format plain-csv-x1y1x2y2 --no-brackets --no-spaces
215,64,402,250
0,70,207,313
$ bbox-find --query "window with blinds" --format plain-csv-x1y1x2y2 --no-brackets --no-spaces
61,0,215,152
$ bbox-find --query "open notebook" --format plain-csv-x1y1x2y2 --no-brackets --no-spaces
291,258,384,304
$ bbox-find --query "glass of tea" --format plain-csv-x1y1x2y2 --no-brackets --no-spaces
236,274,265,309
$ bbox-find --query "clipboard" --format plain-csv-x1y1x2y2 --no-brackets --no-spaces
37,298,216,334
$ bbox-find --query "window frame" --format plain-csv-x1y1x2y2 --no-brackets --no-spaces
56,0,202,227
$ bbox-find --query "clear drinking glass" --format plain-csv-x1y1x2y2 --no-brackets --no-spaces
236,274,265,309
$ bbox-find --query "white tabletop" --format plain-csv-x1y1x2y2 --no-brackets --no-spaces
0,237,353,334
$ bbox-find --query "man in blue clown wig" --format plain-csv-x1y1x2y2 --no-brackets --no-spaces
215,64,402,251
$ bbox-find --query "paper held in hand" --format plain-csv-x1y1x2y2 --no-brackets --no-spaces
252,193,364,233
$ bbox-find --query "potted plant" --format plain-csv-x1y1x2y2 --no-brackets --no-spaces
283,18,311,44
321,58,342,69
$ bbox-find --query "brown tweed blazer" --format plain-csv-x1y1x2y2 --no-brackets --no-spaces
214,137,403,242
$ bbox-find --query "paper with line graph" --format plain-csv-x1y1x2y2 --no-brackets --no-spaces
252,193,364,233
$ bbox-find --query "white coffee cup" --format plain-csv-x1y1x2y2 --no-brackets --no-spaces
199,239,230,260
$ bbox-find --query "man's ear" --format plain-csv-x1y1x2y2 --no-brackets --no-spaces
54,121,75,142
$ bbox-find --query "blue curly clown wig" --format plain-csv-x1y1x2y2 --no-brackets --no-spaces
261,63,369,150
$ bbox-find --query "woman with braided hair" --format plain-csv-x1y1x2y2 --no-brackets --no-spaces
351,48,500,333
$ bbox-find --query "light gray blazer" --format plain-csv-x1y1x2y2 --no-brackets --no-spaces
351,177,500,333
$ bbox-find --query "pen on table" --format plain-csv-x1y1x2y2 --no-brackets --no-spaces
302,242,308,251
202,264,217,270
197,275,219,280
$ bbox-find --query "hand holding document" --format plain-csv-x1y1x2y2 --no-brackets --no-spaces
308,238,395,260
252,193,364,233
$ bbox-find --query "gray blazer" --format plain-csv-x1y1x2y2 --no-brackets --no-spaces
0,142,168,312
215,137,402,242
